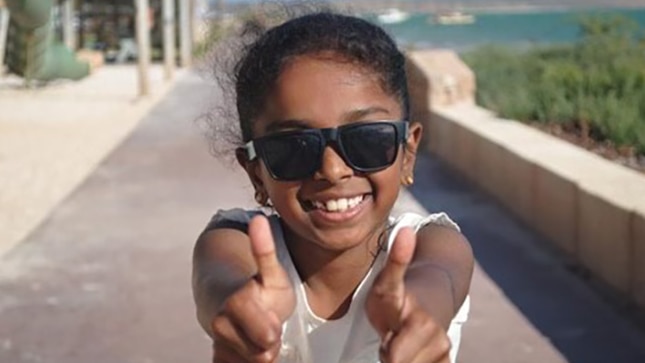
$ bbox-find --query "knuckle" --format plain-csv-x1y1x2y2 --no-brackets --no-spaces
411,311,451,354
224,291,251,313
241,341,280,363
250,350,276,363
369,285,399,304
409,310,433,330
370,283,389,297
211,316,228,336
437,334,452,354
265,322,284,348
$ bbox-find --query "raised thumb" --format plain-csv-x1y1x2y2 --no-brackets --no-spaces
248,215,284,288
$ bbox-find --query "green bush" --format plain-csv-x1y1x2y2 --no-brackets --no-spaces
463,14,645,155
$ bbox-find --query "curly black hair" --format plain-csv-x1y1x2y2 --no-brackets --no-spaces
205,3,409,160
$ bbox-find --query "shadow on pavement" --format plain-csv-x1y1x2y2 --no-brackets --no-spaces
408,152,645,363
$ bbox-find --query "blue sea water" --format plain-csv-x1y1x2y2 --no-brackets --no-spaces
372,7,645,52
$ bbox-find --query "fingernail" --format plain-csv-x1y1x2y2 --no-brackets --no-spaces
259,351,272,363
263,330,277,345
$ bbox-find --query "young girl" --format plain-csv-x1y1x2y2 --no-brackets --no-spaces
193,7,474,363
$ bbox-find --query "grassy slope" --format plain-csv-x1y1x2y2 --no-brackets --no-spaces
463,15,645,155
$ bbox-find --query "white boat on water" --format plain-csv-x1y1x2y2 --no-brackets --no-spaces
432,11,475,25
377,8,410,24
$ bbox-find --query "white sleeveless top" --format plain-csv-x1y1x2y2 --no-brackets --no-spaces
209,209,470,363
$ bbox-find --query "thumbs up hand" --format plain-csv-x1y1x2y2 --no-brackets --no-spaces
365,227,452,363
211,216,296,363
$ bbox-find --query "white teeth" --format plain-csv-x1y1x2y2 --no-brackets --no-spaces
313,195,364,212
326,200,338,211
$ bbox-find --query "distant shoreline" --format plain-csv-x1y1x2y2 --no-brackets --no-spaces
225,2,645,18
346,2,645,15
370,2,645,53
461,4,645,15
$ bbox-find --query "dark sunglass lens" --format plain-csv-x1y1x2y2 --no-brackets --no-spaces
341,123,399,170
261,133,322,180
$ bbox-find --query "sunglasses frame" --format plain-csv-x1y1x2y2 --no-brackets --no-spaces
243,120,409,181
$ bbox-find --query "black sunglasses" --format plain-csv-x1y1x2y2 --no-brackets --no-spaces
242,121,409,181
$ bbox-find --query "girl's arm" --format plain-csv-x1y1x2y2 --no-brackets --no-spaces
407,224,474,329
192,227,256,336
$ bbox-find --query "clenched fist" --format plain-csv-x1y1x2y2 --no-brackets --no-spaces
211,216,296,363
366,227,452,363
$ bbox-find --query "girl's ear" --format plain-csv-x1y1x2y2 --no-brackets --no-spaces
236,148,267,200
402,122,423,175
235,147,251,171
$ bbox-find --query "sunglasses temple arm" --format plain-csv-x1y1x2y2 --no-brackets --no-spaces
245,141,258,161
403,122,409,142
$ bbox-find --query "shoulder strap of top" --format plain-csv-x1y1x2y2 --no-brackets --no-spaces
202,208,267,234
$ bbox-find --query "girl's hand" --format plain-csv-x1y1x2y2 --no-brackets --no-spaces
365,227,452,363
211,216,296,363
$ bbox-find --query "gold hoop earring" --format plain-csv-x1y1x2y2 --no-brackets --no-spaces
401,175,414,186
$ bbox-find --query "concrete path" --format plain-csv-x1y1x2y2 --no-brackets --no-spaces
1,70,645,363
0,65,174,257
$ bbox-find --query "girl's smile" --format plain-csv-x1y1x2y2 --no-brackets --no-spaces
304,194,365,213
301,193,370,224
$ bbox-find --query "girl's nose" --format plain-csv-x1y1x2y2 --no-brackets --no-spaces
313,146,353,182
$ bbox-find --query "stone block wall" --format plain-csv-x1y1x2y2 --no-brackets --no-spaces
406,49,645,310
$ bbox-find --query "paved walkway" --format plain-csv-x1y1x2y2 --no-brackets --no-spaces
0,65,175,257
1,69,645,363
